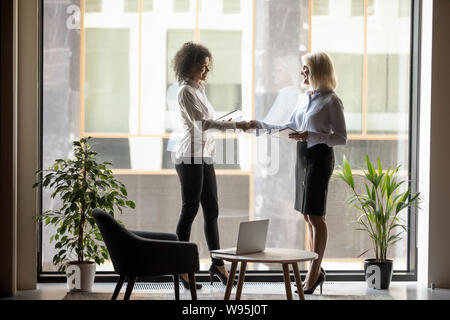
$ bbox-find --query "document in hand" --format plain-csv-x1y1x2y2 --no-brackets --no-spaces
272,127,298,140
215,110,243,122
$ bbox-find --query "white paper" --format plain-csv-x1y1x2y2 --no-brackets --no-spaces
215,110,244,122
272,127,298,140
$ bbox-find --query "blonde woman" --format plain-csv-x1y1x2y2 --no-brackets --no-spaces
249,52,347,294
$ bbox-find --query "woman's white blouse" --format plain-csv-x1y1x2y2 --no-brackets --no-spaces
176,80,237,159
258,90,347,148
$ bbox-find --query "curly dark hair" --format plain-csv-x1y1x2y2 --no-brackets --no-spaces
172,42,213,82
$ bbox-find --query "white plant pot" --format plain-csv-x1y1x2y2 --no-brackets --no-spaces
66,261,96,292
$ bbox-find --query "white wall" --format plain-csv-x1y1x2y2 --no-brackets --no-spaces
17,0,39,290
418,0,432,288
426,0,450,289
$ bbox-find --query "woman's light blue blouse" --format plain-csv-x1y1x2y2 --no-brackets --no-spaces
257,90,347,148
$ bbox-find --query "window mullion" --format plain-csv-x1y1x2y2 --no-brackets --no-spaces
80,0,86,139
362,0,368,135
195,0,200,43
138,0,143,136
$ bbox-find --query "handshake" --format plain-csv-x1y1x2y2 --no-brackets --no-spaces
233,120,309,141
235,120,261,132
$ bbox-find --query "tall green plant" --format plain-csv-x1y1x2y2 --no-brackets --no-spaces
335,155,420,262
33,137,136,272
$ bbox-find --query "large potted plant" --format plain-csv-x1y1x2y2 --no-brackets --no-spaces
33,137,136,292
335,155,420,290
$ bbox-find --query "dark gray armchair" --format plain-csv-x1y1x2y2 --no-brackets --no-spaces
92,208,200,300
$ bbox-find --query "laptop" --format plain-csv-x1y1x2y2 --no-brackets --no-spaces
211,219,269,255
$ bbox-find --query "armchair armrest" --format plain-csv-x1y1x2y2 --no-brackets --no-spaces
130,230,178,241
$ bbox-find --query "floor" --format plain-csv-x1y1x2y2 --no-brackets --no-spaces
3,281,450,300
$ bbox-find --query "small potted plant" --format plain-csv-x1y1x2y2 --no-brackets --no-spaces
335,155,420,290
33,137,136,292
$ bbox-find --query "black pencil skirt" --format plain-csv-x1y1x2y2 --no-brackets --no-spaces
294,141,335,216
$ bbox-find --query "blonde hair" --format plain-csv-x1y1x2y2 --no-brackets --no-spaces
301,51,337,91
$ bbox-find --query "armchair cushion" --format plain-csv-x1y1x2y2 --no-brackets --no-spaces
130,230,179,241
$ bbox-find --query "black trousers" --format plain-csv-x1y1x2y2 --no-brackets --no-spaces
175,157,224,266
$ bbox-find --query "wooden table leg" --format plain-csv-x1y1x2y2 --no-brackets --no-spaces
282,263,293,300
292,263,305,300
224,261,238,300
235,261,247,300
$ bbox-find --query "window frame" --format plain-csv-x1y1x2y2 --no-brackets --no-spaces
38,0,421,282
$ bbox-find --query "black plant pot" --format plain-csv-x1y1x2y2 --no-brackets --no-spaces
364,259,393,290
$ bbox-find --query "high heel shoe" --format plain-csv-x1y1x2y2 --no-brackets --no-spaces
209,264,237,286
302,272,325,295
294,267,326,287
180,275,202,290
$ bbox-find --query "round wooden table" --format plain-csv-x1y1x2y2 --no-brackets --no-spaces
211,248,318,300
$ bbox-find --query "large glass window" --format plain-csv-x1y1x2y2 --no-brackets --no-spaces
309,0,411,270
42,0,414,274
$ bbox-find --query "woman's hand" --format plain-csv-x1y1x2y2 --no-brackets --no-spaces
236,120,261,132
248,120,261,129
288,130,308,141
236,121,250,131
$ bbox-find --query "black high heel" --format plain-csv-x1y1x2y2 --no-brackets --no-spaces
294,267,326,287
319,267,326,278
301,272,325,295
209,264,237,286
180,275,202,290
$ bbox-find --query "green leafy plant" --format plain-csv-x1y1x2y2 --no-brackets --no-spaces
335,155,420,262
33,137,136,272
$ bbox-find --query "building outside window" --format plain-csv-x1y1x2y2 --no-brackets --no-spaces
351,0,375,17
41,0,414,276
313,0,329,16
